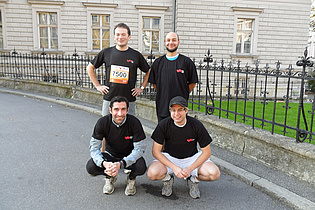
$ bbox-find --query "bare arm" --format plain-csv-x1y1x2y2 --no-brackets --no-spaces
87,63,109,95
189,83,196,93
141,69,151,88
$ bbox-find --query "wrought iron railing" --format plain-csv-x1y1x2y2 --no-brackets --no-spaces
188,49,315,143
0,48,314,143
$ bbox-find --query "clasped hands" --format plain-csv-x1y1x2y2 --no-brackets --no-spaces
103,161,120,177
172,165,193,179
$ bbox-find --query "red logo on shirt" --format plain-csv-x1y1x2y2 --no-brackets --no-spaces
127,59,134,63
187,138,194,142
125,136,133,140
177,69,184,73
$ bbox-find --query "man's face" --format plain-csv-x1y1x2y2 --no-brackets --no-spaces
114,27,131,48
170,104,188,125
165,32,179,53
110,101,128,125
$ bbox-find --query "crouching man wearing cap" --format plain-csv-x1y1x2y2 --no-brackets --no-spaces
147,96,220,199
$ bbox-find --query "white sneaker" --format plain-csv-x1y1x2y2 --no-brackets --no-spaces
187,177,200,199
124,169,131,174
103,176,117,194
125,176,136,196
162,174,174,197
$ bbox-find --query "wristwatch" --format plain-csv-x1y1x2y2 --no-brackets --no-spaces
140,86,145,90
119,160,125,169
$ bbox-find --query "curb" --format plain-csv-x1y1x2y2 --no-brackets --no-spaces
1,88,315,210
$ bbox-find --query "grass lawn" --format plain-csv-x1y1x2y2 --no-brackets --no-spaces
190,100,315,144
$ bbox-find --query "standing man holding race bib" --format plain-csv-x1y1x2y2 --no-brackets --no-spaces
87,22,150,117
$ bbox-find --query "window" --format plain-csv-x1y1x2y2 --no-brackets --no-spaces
135,5,167,55
83,2,116,52
37,12,58,49
0,11,2,48
142,17,160,53
231,7,263,59
29,1,63,52
91,14,110,50
236,19,254,54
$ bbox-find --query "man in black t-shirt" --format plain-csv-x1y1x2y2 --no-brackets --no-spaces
87,23,150,116
147,96,220,199
87,23,150,153
86,96,147,196
148,32,198,122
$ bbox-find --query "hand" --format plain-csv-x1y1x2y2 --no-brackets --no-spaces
96,85,109,95
182,166,193,178
104,162,120,177
131,87,143,97
172,166,186,179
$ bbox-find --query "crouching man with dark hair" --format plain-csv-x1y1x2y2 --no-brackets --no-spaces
86,96,147,196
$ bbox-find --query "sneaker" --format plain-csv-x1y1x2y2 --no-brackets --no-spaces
124,169,131,174
162,174,174,197
187,177,200,199
103,176,117,194
125,176,136,196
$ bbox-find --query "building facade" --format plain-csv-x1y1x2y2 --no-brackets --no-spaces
0,0,312,67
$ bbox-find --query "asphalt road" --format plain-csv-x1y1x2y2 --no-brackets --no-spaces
0,92,291,210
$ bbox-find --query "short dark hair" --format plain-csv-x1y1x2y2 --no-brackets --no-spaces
109,96,129,109
114,23,131,36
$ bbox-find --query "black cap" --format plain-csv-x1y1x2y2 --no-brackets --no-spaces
169,96,188,108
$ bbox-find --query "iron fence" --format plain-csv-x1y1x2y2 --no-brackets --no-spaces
0,48,314,143
189,49,315,143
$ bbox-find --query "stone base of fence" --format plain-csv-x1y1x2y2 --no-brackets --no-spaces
1,77,315,185
0,77,103,107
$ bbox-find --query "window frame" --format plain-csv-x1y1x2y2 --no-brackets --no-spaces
236,18,254,54
141,16,161,53
91,14,111,50
231,7,263,59
0,6,7,50
37,11,59,50
31,6,62,51
136,5,167,55
84,3,116,52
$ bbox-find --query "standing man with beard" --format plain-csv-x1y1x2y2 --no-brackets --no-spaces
148,32,198,122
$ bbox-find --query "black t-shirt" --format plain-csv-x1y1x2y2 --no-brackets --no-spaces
148,54,198,117
91,47,150,102
92,114,146,158
151,116,212,159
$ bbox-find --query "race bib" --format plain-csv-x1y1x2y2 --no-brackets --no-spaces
109,65,129,84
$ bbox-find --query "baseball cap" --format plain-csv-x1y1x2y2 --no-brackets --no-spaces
169,96,188,108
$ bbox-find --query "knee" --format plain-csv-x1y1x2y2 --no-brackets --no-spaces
135,157,147,175
137,162,147,176
199,162,221,181
86,159,99,176
86,162,94,175
147,164,164,180
146,167,157,180
210,168,220,181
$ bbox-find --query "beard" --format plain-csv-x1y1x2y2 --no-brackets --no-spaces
166,46,178,53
